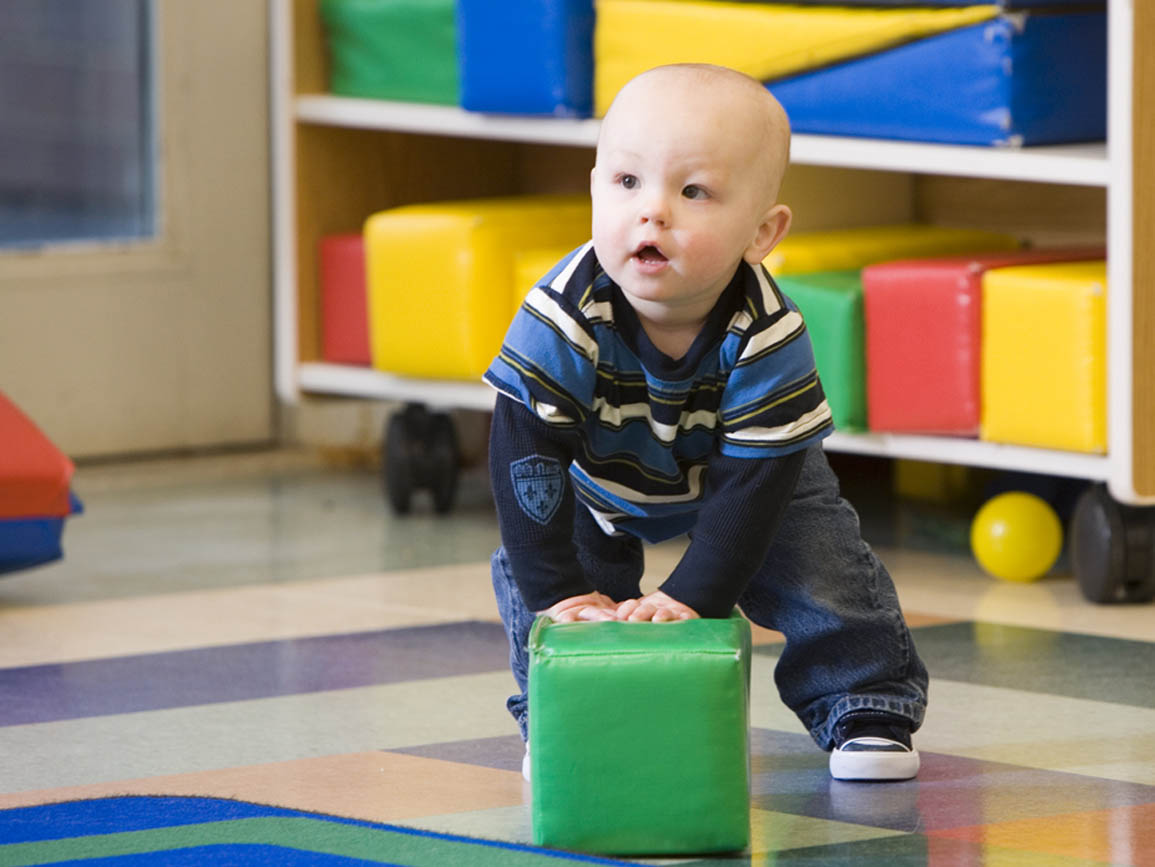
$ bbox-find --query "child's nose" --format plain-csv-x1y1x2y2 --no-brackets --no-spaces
638,193,670,226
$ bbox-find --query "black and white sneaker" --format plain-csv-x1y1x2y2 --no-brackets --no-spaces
829,715,920,781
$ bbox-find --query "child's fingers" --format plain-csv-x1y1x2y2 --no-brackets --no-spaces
616,599,640,619
627,603,657,622
579,606,616,621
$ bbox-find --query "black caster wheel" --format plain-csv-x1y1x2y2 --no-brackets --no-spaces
383,409,417,515
428,412,460,514
1069,483,1155,603
381,404,460,515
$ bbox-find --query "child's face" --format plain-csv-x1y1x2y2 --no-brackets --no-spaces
591,70,787,318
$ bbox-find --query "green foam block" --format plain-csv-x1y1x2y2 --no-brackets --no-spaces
528,612,752,855
777,270,866,431
320,0,458,105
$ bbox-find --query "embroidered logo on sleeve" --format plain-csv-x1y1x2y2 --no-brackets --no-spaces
510,455,564,524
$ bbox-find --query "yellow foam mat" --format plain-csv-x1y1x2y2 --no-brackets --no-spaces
981,261,1107,453
595,0,1000,116
364,195,591,380
765,224,1019,276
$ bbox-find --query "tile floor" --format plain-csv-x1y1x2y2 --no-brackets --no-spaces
0,449,1152,865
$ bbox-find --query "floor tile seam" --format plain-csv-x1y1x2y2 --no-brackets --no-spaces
0,749,526,812
744,805,913,843
6,675,1149,788
752,834,1116,865
3,592,1145,653
0,616,503,671
0,665,517,732
0,561,498,615
752,642,1155,712
915,749,1155,791
400,723,1155,799
762,719,1155,791
970,617,1155,646
0,585,489,617
908,617,1155,650
0,613,503,672
908,644,1155,712
0,669,518,748
4,658,1150,743
887,593,1155,644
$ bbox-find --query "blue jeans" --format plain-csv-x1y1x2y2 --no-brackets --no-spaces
491,445,929,752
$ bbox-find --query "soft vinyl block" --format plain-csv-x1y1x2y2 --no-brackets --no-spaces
320,0,458,105
364,196,591,380
765,225,1018,276
458,0,594,116
0,392,74,519
512,246,581,321
529,613,752,855
775,270,866,431
981,261,1108,453
863,248,1105,434
320,234,371,366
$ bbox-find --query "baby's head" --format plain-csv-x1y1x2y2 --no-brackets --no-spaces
591,64,793,320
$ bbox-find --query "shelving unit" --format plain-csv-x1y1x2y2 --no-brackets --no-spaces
296,95,1111,187
271,0,1152,507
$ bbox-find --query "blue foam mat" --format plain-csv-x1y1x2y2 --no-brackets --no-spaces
769,12,1106,146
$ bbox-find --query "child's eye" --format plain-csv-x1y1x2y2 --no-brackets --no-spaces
618,174,639,190
682,184,708,200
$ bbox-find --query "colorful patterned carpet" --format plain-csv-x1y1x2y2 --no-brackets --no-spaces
0,455,1152,866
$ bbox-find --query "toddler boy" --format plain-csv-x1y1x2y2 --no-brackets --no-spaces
484,64,928,782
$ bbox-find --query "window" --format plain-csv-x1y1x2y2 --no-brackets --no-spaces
0,0,155,249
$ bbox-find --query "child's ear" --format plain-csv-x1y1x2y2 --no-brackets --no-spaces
743,204,792,265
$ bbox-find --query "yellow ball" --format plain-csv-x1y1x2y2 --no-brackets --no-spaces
970,492,1063,582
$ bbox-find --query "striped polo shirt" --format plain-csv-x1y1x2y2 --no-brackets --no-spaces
484,242,832,543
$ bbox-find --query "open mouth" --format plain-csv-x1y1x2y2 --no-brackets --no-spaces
633,243,668,264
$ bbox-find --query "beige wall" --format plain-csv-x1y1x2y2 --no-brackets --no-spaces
0,2,273,459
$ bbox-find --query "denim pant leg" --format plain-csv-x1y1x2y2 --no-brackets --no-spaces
490,547,536,742
490,507,645,742
737,445,929,751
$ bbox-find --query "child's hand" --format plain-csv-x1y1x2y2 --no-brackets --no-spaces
616,591,699,622
543,591,620,623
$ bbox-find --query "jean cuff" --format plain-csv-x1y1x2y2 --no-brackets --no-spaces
813,694,926,751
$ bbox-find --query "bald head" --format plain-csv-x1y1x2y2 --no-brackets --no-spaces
598,64,792,205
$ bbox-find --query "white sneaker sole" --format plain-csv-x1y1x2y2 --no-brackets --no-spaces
522,746,531,783
829,744,920,781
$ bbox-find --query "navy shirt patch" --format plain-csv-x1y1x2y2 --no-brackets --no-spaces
510,455,564,524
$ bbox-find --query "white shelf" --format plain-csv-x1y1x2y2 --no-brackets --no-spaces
295,95,601,147
791,136,1108,187
825,432,1109,481
299,362,497,411
301,362,1110,480
295,94,1109,187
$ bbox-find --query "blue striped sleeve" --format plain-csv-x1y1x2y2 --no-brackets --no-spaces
484,287,599,429
718,301,833,458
